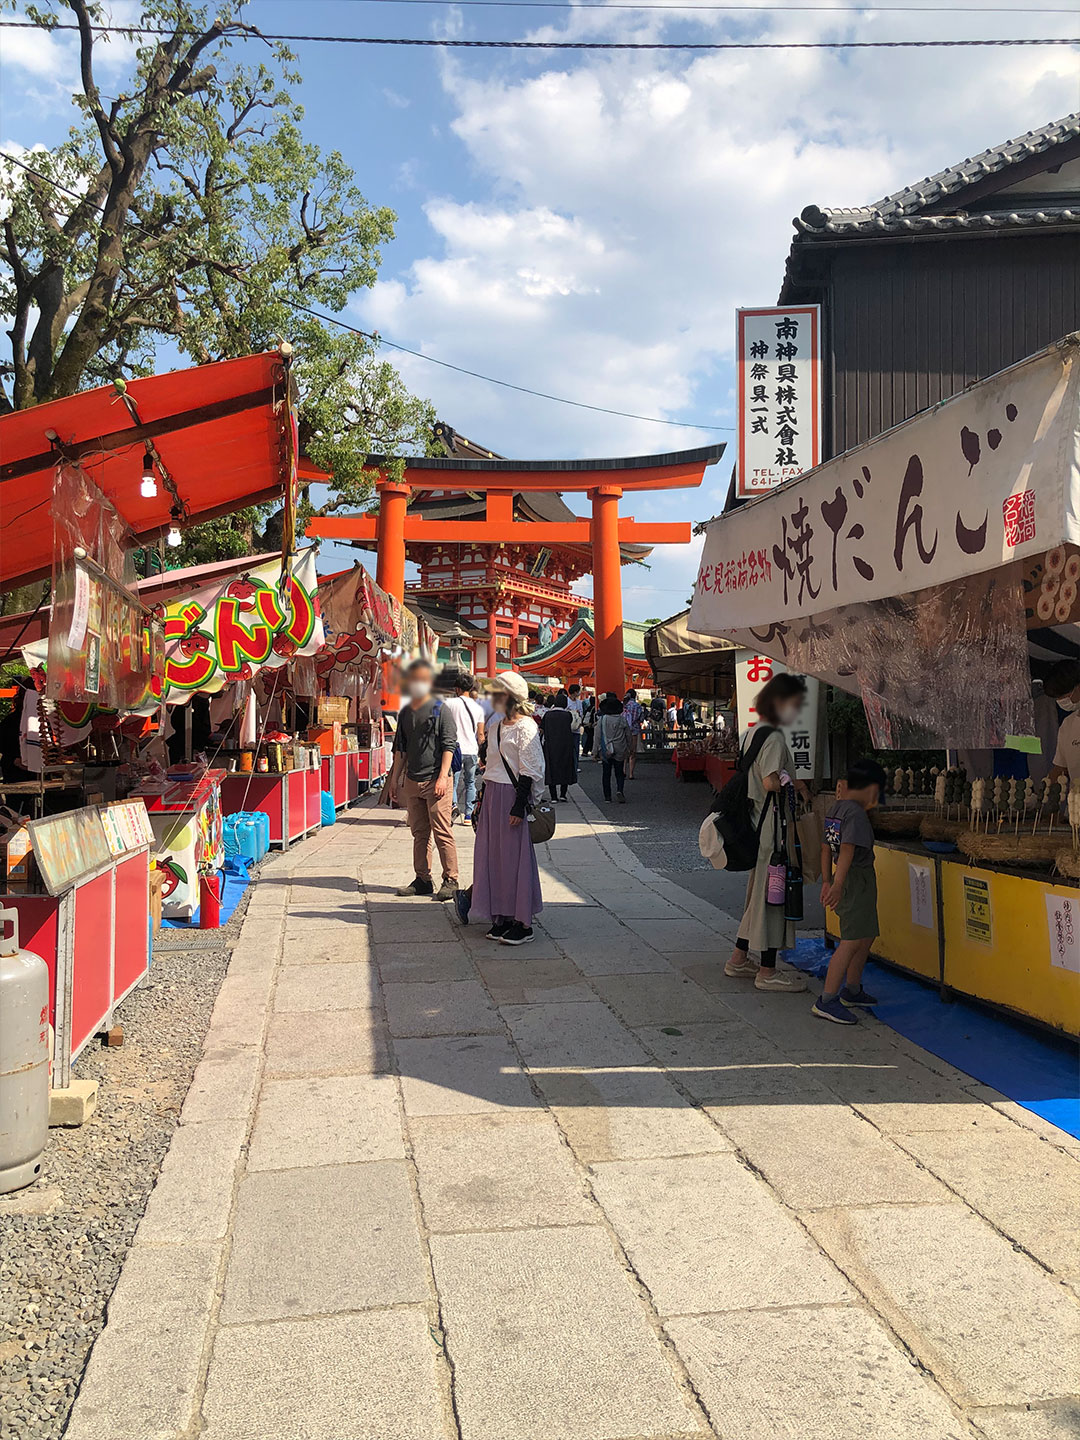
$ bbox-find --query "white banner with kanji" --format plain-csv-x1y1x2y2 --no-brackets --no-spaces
736,305,821,499
734,651,821,780
691,338,1080,638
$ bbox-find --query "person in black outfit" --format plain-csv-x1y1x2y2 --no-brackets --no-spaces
540,692,575,801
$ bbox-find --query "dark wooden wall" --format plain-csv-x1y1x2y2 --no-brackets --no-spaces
819,233,1080,457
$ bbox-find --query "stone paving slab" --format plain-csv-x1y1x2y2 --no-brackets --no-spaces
279,929,371,965
968,1403,1080,1440
431,1225,707,1440
264,1009,391,1075
63,1243,220,1440
667,1305,967,1440
204,968,275,1049
709,1098,949,1210
411,1112,595,1231
894,1124,1080,1288
805,1203,1080,1406
273,960,380,1013
502,1000,654,1069
181,1045,260,1123
474,954,592,1003
248,1074,404,1170
537,1066,735,1162
395,1034,540,1115
202,1309,453,1440
589,1153,851,1314
384,978,502,1037
588,971,734,1026
370,909,457,943
634,1022,806,1103
538,905,622,939
375,940,476,983
137,1117,247,1246
550,934,671,973
222,1161,429,1324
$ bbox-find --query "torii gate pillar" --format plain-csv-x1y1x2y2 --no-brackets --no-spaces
375,481,409,602
591,484,625,696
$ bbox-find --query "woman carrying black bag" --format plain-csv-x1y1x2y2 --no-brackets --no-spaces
725,673,810,992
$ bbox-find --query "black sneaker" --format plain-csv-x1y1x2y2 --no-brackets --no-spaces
486,919,512,940
500,923,534,946
396,877,434,897
432,880,458,902
454,888,472,925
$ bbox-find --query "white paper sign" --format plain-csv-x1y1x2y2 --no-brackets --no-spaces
691,339,1080,638
734,650,820,779
1046,893,1080,973
736,306,821,499
67,563,90,650
909,863,934,929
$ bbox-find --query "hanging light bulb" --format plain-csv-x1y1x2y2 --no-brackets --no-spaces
166,511,182,548
140,449,157,498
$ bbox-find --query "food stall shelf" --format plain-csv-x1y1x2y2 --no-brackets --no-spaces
222,769,323,850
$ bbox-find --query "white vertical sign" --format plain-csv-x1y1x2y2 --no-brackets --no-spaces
734,650,820,779
736,305,821,500
1046,893,1080,973
909,863,934,929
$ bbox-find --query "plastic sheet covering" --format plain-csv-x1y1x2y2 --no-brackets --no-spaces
737,566,1035,750
47,462,164,710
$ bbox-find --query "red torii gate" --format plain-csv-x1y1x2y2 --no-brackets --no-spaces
305,445,724,695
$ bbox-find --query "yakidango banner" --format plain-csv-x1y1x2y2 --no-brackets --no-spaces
690,337,1080,639
159,547,324,704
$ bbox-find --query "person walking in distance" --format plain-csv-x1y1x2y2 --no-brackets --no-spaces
622,688,645,780
725,672,811,991
597,694,632,803
444,672,485,824
455,671,545,945
541,691,576,802
388,659,459,901
566,683,585,777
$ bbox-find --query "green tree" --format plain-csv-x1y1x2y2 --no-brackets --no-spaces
0,0,433,518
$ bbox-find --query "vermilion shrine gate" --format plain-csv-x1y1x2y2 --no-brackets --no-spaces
306,443,724,695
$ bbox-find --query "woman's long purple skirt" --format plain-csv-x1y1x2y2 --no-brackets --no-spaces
471,781,543,925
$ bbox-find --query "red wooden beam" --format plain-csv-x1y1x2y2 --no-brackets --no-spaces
306,517,691,545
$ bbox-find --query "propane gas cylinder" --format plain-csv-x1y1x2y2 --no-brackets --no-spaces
0,906,50,1194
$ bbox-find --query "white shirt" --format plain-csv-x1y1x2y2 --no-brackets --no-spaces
1053,710,1080,782
484,716,546,799
443,695,484,757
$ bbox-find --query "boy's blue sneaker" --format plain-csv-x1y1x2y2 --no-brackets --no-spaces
812,994,859,1026
453,887,472,926
840,986,878,1008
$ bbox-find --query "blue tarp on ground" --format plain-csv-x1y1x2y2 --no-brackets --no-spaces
161,857,251,931
785,936,1080,1141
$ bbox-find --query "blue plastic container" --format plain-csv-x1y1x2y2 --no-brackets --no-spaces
233,814,259,866
223,814,243,862
252,810,270,860
320,791,337,827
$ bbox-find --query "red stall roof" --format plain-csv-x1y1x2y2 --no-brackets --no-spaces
0,352,292,593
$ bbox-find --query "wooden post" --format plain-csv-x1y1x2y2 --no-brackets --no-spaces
487,605,499,678
591,485,625,697
375,481,409,602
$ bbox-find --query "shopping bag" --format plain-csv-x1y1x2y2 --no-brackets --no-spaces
796,801,825,883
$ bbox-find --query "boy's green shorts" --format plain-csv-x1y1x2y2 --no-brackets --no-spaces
836,865,879,941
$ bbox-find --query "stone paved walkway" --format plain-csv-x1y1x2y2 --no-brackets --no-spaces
65,791,1080,1440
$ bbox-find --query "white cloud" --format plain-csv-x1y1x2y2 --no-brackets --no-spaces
355,4,1078,617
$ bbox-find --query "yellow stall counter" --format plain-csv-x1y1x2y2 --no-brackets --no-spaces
940,861,1080,1036
844,841,1080,1037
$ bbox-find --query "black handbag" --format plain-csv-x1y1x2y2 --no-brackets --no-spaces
783,786,805,922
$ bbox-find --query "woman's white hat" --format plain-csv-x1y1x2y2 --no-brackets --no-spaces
489,671,530,704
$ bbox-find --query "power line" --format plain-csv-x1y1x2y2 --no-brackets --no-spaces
289,301,732,430
0,19,1075,47
0,155,729,433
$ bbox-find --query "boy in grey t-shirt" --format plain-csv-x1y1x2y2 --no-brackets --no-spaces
814,759,888,1026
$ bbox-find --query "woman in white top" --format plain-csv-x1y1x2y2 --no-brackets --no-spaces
454,671,546,945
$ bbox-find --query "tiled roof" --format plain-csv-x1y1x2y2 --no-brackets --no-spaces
793,113,1080,239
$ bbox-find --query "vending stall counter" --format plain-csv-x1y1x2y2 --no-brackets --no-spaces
221,749,322,850
0,802,152,1087
131,769,225,920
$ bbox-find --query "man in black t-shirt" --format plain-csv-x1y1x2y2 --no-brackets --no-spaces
389,659,459,899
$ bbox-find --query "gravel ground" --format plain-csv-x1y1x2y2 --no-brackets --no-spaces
574,750,826,930
0,889,250,1440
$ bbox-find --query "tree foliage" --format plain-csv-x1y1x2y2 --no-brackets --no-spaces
1,0,433,514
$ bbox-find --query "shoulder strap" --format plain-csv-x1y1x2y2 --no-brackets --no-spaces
493,719,519,786
739,724,775,774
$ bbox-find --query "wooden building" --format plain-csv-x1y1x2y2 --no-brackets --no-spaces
780,113,1080,459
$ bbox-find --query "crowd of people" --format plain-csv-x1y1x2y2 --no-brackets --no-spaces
383,660,884,1027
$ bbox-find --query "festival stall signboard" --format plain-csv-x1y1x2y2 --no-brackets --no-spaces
735,307,821,500
158,547,324,705
734,650,821,779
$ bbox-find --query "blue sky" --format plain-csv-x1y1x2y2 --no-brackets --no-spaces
2,1,1077,617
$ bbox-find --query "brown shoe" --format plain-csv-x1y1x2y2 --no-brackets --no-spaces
432,880,458,902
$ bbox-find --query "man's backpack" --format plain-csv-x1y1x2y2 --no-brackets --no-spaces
431,699,463,774
708,726,776,871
